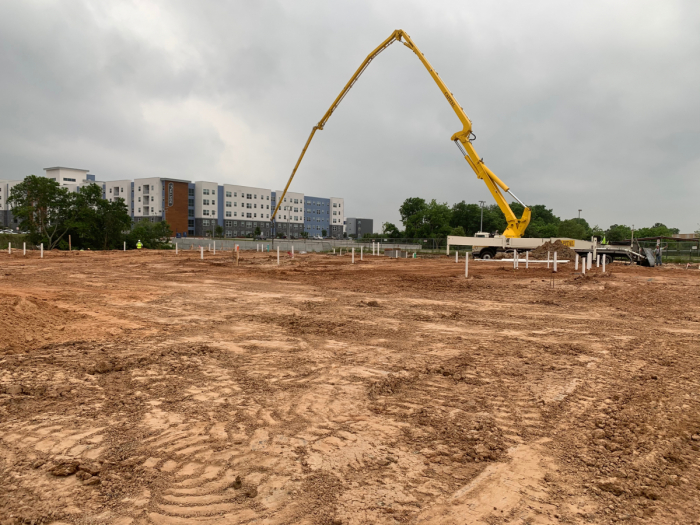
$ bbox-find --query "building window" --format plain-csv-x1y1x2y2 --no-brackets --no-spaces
254,194,257,199
188,209,194,217
246,193,252,199
188,188,194,196
138,197,141,202
226,191,232,197
188,219,194,227
225,220,232,227
211,210,216,216
226,211,231,217
203,210,210,216
151,207,154,213
188,198,194,206
203,199,209,205
234,192,237,197
234,211,237,217
266,214,269,218
138,208,141,213
203,189,210,195
266,195,269,200
226,201,231,207
211,200,215,206
246,203,251,209
203,219,209,226
246,212,251,218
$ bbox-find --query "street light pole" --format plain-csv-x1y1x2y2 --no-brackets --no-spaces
479,201,486,233
578,209,582,219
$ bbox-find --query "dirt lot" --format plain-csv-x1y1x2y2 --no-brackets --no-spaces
1,248,699,525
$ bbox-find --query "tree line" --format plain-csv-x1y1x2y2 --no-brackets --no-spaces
373,197,680,241
8,175,173,250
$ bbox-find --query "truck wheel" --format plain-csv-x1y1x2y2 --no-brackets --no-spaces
603,255,613,265
480,249,497,260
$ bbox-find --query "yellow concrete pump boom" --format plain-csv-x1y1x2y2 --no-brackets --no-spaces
271,29,531,238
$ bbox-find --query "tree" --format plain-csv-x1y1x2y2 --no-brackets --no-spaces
399,197,452,238
8,175,75,249
382,222,401,238
450,226,466,236
215,225,224,238
127,221,173,249
322,229,327,237
300,231,308,238
635,223,679,239
606,224,631,242
68,184,132,250
558,218,590,240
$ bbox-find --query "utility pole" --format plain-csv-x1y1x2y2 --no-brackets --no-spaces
479,201,486,233
578,209,582,219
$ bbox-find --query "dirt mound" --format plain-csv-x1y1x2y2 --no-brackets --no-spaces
529,240,578,260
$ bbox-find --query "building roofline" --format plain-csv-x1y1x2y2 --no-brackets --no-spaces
43,167,89,172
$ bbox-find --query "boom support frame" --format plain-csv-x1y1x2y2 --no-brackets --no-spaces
271,29,530,238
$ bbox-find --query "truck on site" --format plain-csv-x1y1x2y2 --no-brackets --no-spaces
268,29,649,265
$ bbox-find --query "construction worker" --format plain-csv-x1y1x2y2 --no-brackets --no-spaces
653,242,666,266
136,240,143,250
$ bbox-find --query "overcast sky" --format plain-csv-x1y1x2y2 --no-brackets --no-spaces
1,0,698,231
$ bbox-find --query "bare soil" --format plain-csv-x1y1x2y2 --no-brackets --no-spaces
1,249,700,525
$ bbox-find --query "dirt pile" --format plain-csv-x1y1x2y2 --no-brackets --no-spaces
529,240,578,260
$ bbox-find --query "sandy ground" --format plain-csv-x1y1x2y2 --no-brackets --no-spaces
1,248,699,525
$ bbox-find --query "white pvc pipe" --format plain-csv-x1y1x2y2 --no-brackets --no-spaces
525,251,529,269
465,251,469,278
213,241,216,254
352,247,355,264
8,242,10,255
292,245,294,257
582,258,586,274
200,246,203,259
361,246,363,261
596,255,600,268
176,243,178,255
575,253,579,270
40,243,43,258
547,251,550,269
587,253,592,270
23,242,26,255
602,255,606,273
455,250,458,263
553,251,558,273
277,246,280,264
513,249,517,269
124,241,126,251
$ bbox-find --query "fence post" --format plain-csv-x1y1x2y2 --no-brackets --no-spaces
553,251,558,273
465,251,469,278
40,243,43,258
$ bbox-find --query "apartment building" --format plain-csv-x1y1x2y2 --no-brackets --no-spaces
105,180,133,212
221,184,272,238
346,218,374,238
271,190,305,238
304,196,330,237
330,197,345,238
0,180,26,228
3,169,351,238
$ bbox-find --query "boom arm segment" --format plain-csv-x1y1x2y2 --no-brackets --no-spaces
271,29,530,238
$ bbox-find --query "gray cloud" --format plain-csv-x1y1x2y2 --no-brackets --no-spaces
1,0,698,231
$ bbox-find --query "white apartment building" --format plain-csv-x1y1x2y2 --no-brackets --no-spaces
194,181,219,236
221,184,273,238
105,180,133,212
0,180,25,228
134,178,165,221
223,184,272,221
43,167,89,186
273,190,305,238
330,197,345,238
